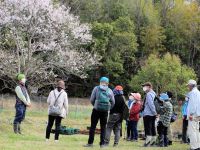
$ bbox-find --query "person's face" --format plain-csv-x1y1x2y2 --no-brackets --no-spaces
187,85,193,91
57,87,63,92
143,86,150,93
178,100,183,106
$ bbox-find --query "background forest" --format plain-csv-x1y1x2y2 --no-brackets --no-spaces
0,0,199,97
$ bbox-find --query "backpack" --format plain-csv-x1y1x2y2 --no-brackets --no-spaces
122,96,129,120
96,86,111,112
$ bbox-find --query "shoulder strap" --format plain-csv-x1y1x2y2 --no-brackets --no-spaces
53,91,63,106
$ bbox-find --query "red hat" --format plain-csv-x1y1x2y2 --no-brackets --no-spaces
115,85,123,91
130,93,141,101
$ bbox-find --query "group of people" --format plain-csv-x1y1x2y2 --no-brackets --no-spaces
13,74,200,150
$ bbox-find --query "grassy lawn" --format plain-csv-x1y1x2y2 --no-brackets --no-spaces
0,103,189,150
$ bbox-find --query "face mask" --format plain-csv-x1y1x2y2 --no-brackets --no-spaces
100,85,108,89
143,86,148,92
185,97,189,101
21,78,26,84
129,96,134,100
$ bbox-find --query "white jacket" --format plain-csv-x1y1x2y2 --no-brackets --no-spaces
47,89,68,118
187,87,200,118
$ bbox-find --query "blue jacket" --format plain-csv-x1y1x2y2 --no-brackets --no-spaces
182,100,188,117
143,90,157,116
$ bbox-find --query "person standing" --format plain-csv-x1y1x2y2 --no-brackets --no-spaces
141,82,157,147
157,93,173,147
186,80,200,150
13,73,31,134
181,96,189,144
104,85,126,147
84,77,115,148
129,93,142,142
126,94,135,141
46,80,68,142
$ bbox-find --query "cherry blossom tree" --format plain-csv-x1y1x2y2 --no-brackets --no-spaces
0,0,98,91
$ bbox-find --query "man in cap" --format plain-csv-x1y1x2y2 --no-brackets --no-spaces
13,73,31,134
141,82,157,147
186,79,200,150
84,77,115,148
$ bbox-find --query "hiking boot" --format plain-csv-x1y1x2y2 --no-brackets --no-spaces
13,123,18,134
83,144,93,147
18,124,22,134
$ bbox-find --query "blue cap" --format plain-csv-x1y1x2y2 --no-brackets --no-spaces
159,93,169,101
100,77,109,83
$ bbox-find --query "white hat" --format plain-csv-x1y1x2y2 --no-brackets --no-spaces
187,79,197,86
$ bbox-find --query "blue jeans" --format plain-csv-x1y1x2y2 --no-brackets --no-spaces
14,103,26,124
130,120,138,140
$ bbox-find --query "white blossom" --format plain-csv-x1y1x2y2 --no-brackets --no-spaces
0,0,98,89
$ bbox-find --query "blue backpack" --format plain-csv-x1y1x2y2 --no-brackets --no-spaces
96,86,111,112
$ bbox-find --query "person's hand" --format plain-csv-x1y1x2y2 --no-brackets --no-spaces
189,115,193,121
27,103,31,107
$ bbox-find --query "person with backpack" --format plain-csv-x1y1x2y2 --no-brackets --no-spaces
141,82,157,147
84,77,115,148
13,73,31,134
104,85,126,147
46,80,68,142
157,93,173,147
126,93,135,141
129,93,142,142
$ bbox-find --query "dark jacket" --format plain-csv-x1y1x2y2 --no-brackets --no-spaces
110,95,125,114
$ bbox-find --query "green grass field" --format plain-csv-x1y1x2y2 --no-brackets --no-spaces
0,102,189,150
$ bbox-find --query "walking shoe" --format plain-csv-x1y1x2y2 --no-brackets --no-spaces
100,144,107,148
168,141,173,145
55,140,59,143
143,142,151,147
45,139,49,142
83,144,93,147
113,143,118,147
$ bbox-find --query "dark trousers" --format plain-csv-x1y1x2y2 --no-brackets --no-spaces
182,116,188,143
127,120,138,140
14,103,26,124
88,109,108,145
130,120,138,140
143,115,156,136
46,115,62,140
157,121,168,147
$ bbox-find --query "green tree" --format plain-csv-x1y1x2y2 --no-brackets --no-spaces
130,53,197,96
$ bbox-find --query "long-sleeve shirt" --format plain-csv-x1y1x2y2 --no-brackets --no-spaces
15,85,31,105
47,88,68,118
182,101,188,117
90,85,115,110
143,90,157,116
187,87,200,118
159,101,173,127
